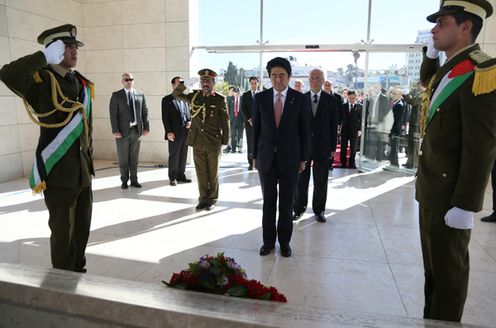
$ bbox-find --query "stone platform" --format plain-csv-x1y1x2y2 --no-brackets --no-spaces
0,263,480,328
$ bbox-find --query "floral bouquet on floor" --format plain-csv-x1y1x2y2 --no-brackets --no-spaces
163,252,287,302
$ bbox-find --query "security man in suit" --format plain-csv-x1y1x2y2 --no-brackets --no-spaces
226,87,244,153
0,24,94,273
173,69,230,211
162,76,192,186
109,72,150,189
241,76,259,170
293,68,339,223
417,0,496,321
339,90,362,168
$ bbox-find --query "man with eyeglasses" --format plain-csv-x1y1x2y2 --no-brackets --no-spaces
293,68,339,223
0,24,94,273
109,72,150,189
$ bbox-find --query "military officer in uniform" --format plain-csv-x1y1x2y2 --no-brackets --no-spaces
417,0,496,322
173,69,230,210
0,24,94,273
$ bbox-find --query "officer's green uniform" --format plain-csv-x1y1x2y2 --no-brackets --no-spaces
416,1,496,322
173,69,230,207
0,24,94,272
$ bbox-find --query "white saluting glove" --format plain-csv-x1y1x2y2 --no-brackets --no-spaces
426,35,439,59
444,207,474,230
43,40,65,65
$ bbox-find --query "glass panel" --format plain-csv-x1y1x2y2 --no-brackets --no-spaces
361,51,423,173
263,0,368,45
369,0,438,44
197,0,260,46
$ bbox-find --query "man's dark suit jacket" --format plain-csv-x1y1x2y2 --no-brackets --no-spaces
253,87,310,174
307,91,339,160
340,102,362,136
161,94,190,140
109,88,149,137
241,90,254,123
227,95,244,127
390,99,404,136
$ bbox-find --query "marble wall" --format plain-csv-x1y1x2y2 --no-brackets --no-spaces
84,0,190,163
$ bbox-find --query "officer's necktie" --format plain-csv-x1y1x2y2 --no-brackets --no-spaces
65,72,77,95
128,91,136,123
274,93,283,128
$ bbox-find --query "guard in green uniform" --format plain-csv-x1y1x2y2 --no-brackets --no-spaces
417,0,496,322
173,69,230,210
0,24,94,273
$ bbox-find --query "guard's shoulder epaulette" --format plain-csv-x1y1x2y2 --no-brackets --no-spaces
74,70,95,99
470,50,496,95
74,70,91,84
214,91,225,98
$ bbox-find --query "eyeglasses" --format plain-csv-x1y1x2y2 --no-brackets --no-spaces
124,78,134,82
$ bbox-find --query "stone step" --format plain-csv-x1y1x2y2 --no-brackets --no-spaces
0,263,483,328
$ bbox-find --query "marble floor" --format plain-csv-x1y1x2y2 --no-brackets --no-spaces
1,153,495,327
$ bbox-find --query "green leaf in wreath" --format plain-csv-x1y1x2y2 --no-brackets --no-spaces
226,285,247,297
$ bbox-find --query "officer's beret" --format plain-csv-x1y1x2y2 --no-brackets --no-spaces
427,0,493,22
198,68,217,80
37,24,84,48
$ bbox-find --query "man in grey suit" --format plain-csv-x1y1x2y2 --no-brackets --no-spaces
110,72,150,189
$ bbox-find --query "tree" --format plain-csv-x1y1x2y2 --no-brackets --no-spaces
214,81,230,96
224,61,239,86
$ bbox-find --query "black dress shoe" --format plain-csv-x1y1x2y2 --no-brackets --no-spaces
481,212,496,222
75,267,87,273
315,213,327,223
121,182,128,189
170,179,177,186
196,203,207,210
292,211,303,221
340,164,347,168
206,204,216,211
248,165,253,171
259,244,274,256
280,244,292,257
131,182,142,188
178,178,192,183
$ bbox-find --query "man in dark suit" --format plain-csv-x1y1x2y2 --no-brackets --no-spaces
339,90,362,168
226,87,244,153
162,76,191,186
293,69,338,222
417,0,496,321
1,24,94,273
389,88,405,166
253,57,310,257
241,76,259,170
109,72,150,189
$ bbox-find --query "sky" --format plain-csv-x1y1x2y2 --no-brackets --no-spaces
191,0,439,75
